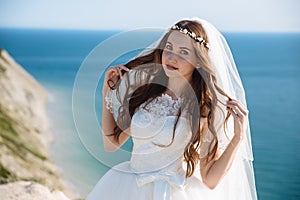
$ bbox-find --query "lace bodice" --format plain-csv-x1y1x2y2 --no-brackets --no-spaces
105,90,192,169
105,86,232,161
130,93,191,173
141,94,183,117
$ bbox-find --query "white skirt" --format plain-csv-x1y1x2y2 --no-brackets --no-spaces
87,156,257,200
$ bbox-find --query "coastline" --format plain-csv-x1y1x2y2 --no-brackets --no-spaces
0,49,80,199
44,83,107,197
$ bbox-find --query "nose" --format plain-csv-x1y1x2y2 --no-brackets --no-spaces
167,52,177,63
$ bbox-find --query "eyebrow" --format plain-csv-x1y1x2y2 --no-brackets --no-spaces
166,42,191,51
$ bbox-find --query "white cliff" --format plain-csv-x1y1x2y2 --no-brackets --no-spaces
0,49,77,200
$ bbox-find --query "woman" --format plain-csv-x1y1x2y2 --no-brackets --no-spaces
87,18,257,200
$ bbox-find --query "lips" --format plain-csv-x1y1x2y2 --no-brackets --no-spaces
166,64,178,71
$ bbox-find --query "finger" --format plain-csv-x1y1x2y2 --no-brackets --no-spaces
118,65,130,72
227,104,244,119
116,65,130,78
229,99,248,114
107,67,118,78
114,65,125,78
227,100,248,115
226,106,239,119
116,66,123,78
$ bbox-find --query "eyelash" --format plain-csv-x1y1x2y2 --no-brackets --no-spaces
180,50,188,55
165,44,172,50
165,44,189,55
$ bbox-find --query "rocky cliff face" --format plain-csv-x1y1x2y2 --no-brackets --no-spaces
0,181,70,200
0,49,75,199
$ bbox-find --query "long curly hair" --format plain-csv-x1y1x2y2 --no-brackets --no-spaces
107,20,232,178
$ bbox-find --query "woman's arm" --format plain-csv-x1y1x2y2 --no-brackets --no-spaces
200,135,242,189
200,99,248,189
101,65,130,152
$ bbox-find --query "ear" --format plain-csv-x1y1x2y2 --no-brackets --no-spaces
196,63,201,68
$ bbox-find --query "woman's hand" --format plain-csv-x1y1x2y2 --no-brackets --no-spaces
226,99,248,143
103,64,130,94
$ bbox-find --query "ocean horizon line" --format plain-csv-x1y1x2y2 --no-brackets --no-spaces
1,26,300,34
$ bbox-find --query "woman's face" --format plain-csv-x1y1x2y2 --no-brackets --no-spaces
162,31,197,81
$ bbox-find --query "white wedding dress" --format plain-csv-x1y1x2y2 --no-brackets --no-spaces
87,93,257,200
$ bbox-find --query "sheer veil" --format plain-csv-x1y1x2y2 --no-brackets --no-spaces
192,17,257,199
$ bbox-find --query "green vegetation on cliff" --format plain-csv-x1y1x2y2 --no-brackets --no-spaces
0,49,75,199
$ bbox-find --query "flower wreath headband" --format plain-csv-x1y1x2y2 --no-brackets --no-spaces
171,24,209,49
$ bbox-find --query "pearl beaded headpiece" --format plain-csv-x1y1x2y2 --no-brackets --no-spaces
171,24,209,49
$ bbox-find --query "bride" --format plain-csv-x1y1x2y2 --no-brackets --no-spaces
87,17,257,200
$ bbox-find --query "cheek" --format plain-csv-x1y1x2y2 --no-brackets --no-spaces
180,57,195,68
182,55,197,66
180,60,195,73
161,52,166,64
184,66,195,74
161,51,170,64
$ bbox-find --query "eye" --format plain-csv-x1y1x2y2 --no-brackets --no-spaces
180,50,189,55
165,44,173,50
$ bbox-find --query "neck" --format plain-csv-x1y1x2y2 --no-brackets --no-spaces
166,77,190,98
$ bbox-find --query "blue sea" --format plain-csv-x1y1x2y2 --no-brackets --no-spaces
0,28,299,199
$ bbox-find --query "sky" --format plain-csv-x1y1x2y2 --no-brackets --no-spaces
0,0,299,32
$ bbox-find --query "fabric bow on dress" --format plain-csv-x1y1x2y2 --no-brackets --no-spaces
135,159,186,200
